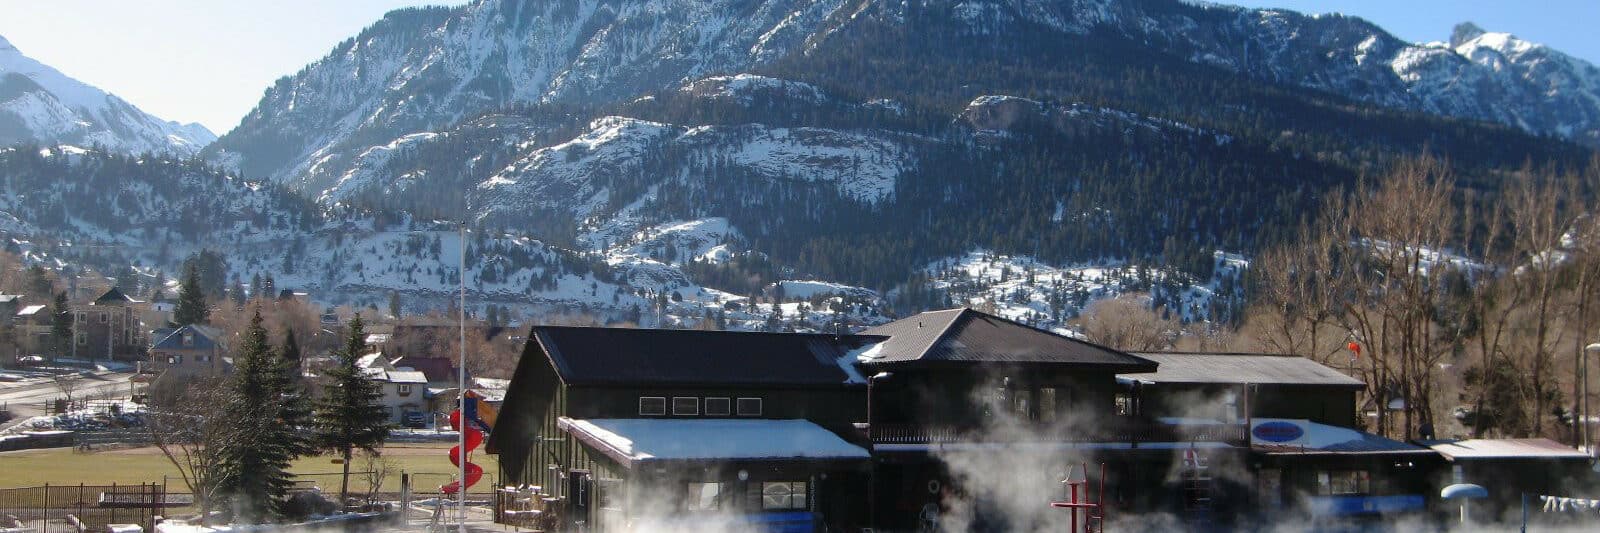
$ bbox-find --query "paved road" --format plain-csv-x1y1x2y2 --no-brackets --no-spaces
0,371,137,425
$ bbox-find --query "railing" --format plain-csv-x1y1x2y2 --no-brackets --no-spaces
0,483,167,532
865,420,1249,446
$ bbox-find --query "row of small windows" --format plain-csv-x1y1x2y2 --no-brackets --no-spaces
75,311,121,323
639,396,762,417
684,481,807,511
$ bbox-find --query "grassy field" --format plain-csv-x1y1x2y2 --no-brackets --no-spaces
0,443,501,495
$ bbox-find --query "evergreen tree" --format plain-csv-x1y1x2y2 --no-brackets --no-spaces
313,314,390,502
115,265,140,295
50,292,72,361
273,329,314,458
228,279,247,307
150,271,167,301
174,263,209,326
27,266,53,298
388,291,402,319
280,330,302,375
215,309,304,522
182,249,229,299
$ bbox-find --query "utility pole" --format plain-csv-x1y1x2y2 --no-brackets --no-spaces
458,223,467,533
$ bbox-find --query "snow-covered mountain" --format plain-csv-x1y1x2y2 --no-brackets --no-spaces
7,0,1598,331
205,0,848,187
0,34,215,156
211,0,1600,196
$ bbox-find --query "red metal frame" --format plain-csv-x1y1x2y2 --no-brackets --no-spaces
1050,463,1106,533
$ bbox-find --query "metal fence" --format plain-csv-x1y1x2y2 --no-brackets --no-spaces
73,430,155,449
0,483,168,532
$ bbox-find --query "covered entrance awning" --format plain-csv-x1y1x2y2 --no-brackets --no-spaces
556,417,870,469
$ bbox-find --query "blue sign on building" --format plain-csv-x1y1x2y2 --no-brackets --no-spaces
1252,421,1306,443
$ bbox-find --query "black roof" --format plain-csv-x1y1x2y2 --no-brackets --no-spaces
94,287,134,305
859,308,1157,372
531,326,882,387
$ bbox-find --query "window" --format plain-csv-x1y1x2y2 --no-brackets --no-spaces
1013,389,1033,418
736,397,762,416
1317,470,1370,496
1114,393,1134,417
684,482,722,511
672,397,699,416
1039,387,1058,422
76,332,87,346
196,355,210,363
398,384,413,395
756,481,807,510
75,312,85,323
639,397,667,416
99,312,108,323
704,397,731,416
182,334,194,347
167,355,183,365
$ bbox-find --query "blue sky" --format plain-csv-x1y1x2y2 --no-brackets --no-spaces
0,1,465,134
0,1,1593,136
1229,1,1600,62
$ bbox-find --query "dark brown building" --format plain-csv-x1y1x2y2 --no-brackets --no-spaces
489,326,879,531
488,309,1579,531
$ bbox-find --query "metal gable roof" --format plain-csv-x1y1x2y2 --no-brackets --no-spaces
532,325,882,387
1123,352,1364,388
860,308,1156,371
151,324,221,351
1421,438,1591,460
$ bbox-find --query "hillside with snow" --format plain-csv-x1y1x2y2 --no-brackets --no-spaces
0,35,214,156
922,250,1248,334
210,0,1600,201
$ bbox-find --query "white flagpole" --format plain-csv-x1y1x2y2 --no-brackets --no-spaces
458,222,467,532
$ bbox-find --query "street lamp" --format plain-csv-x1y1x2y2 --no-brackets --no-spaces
867,371,892,530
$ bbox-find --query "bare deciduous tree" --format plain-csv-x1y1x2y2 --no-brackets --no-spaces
145,377,230,522
1077,293,1177,351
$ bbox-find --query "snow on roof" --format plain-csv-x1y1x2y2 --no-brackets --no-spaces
472,377,510,390
558,418,869,468
385,370,429,384
355,353,389,370
16,304,46,316
1252,418,1429,455
1422,438,1591,461
838,342,883,384
471,388,506,403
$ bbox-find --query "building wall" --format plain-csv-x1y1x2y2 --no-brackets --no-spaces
491,338,565,488
70,304,140,361
150,346,225,376
377,381,426,424
867,367,1121,429
564,385,864,434
1140,384,1358,427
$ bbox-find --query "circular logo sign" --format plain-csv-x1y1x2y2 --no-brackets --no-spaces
1252,421,1305,443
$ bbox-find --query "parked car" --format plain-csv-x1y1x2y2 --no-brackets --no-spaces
17,355,45,367
402,411,428,429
